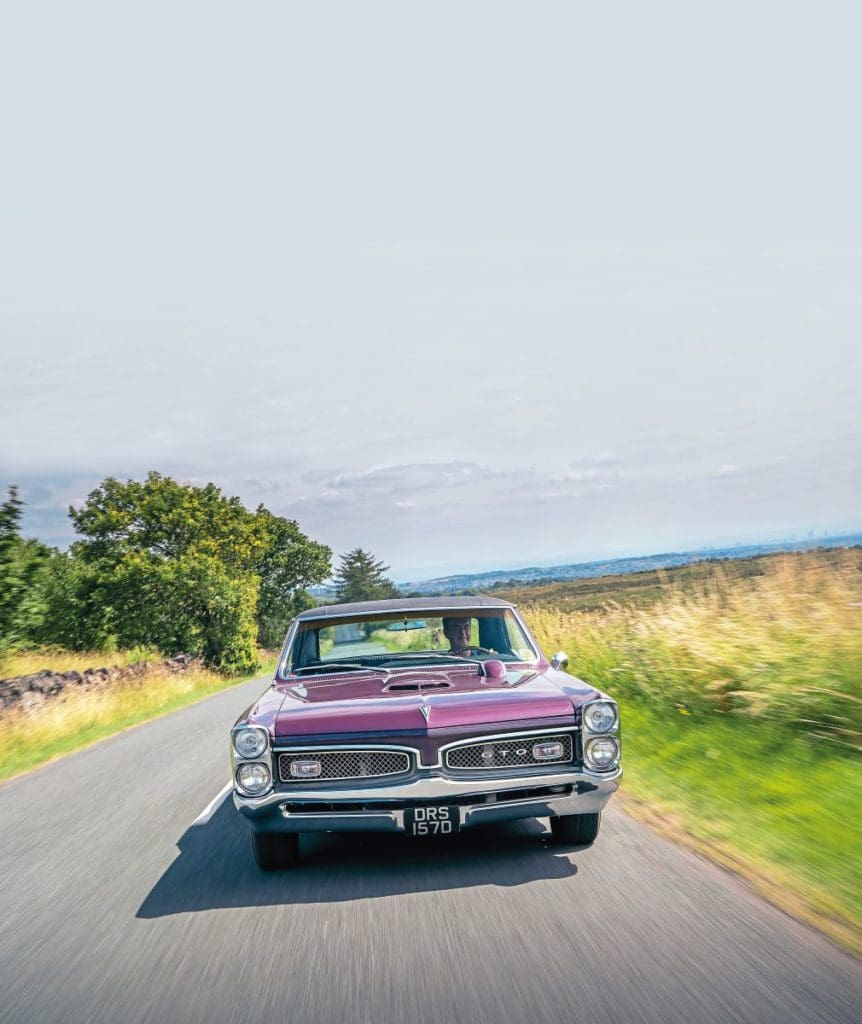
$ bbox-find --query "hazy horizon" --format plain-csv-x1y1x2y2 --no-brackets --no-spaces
8,477,860,582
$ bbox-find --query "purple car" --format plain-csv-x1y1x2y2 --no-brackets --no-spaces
231,597,621,870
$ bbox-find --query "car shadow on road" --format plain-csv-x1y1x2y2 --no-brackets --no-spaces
137,796,583,918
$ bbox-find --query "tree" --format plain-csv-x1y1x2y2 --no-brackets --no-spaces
252,508,331,648
0,486,25,643
0,486,52,654
333,548,399,604
66,472,330,673
28,549,113,651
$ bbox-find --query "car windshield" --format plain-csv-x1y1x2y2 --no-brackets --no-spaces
284,609,538,675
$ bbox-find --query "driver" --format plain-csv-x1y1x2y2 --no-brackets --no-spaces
441,616,473,657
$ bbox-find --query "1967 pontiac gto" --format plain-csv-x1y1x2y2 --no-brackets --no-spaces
231,597,621,869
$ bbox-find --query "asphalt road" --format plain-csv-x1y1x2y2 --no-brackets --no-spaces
1,676,860,1024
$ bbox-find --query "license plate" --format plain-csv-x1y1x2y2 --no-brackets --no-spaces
405,805,460,836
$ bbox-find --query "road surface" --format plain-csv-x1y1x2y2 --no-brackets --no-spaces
0,675,859,1024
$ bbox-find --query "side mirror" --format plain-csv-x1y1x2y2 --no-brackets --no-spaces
551,651,569,671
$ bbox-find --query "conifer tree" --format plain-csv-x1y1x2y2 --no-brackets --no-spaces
333,548,399,603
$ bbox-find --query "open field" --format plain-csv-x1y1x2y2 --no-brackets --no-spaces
522,549,862,745
499,545,861,612
0,651,278,782
519,547,862,952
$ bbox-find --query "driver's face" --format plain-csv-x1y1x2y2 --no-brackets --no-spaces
444,619,471,649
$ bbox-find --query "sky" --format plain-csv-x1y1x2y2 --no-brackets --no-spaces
2,1,860,580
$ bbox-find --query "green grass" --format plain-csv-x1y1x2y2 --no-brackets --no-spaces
0,653,277,782
518,549,862,953
618,701,862,953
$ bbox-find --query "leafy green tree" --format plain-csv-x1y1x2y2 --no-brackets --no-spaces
27,550,109,650
333,548,399,604
254,509,331,648
66,472,329,673
70,473,270,571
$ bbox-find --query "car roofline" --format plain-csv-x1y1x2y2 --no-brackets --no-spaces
294,596,516,622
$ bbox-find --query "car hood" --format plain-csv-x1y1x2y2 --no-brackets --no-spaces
272,665,590,737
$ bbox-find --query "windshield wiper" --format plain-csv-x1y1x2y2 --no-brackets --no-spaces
378,652,478,665
290,662,390,676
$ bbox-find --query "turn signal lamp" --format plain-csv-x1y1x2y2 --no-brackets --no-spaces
533,741,564,761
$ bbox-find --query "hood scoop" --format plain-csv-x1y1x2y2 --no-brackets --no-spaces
384,680,452,693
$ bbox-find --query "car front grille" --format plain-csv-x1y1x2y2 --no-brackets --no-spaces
444,732,574,771
278,749,412,783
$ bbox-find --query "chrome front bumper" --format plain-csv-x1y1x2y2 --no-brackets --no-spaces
234,767,621,834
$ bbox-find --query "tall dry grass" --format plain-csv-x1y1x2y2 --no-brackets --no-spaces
0,650,279,780
0,646,162,679
524,551,862,750
0,663,238,780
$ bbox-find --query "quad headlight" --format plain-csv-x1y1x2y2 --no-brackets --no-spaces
233,726,269,759
583,701,618,734
236,762,272,795
584,736,620,771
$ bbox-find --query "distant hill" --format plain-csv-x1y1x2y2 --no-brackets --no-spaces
492,545,862,613
387,534,862,597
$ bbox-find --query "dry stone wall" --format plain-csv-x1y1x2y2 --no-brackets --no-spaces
0,654,199,714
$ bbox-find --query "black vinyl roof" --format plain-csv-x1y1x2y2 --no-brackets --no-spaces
294,595,515,621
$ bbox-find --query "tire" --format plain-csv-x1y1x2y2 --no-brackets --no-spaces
251,829,300,871
550,812,600,846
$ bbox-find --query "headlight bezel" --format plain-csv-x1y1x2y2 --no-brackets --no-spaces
235,761,272,795
582,699,619,734
583,735,621,771
232,725,269,760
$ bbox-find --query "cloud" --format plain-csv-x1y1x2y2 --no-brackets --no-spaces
8,435,860,577
2,236,860,577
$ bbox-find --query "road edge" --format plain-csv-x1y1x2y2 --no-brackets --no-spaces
618,789,862,961
0,672,271,789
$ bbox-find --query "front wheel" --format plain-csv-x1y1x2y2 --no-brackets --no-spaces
550,812,600,846
251,830,300,870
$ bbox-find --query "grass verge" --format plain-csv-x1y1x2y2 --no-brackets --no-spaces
0,645,163,678
617,701,862,956
525,552,862,749
520,551,862,955
0,654,277,783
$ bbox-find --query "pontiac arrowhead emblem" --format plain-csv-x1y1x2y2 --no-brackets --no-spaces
420,706,430,722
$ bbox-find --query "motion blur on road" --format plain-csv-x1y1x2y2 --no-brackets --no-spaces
0,675,859,1024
